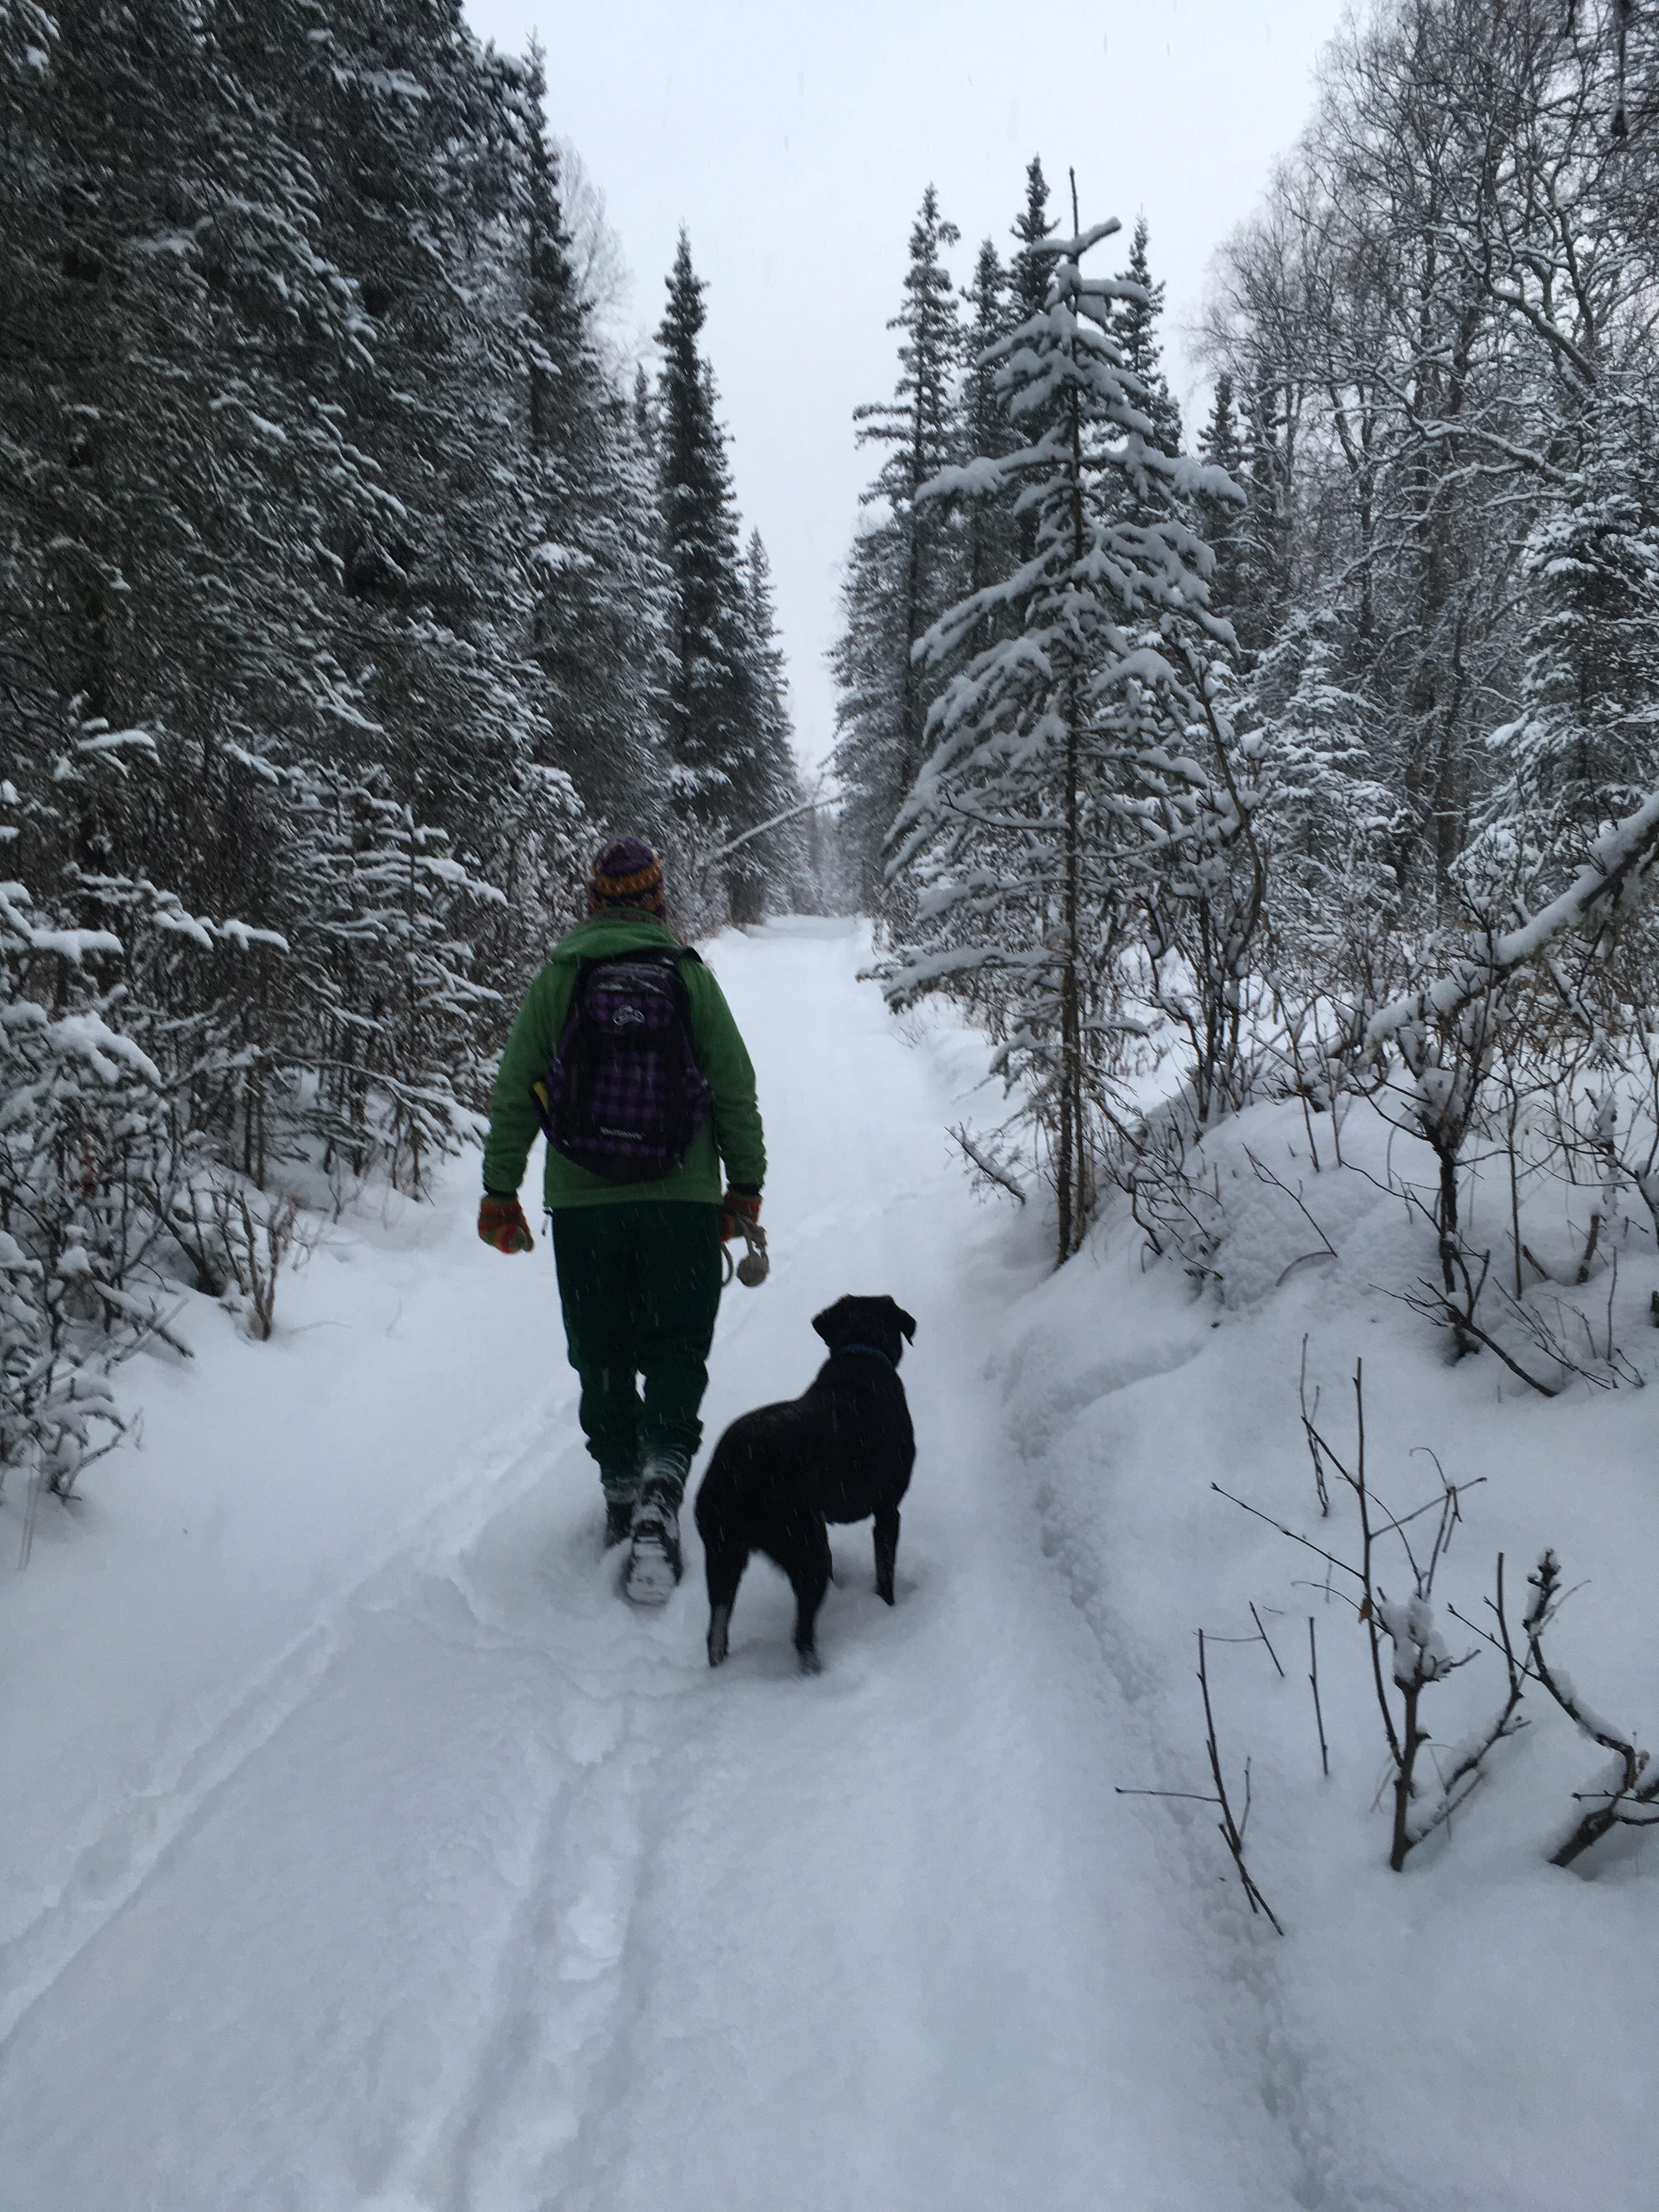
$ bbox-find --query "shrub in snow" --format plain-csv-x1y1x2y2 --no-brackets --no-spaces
0,877,168,1517
1225,1360,1526,1872
1213,1349,1659,1880
1355,782,1659,1368
1522,1551,1659,1868
167,1174,304,1343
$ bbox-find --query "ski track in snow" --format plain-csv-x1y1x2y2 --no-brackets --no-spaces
1,921,1323,2212
0,1406,562,2055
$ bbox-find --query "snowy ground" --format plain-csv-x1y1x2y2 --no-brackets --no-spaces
2,920,1655,2211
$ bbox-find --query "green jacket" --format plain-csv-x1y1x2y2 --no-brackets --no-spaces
481,913,765,1211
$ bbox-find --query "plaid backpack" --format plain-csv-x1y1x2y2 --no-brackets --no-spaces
531,949,713,1182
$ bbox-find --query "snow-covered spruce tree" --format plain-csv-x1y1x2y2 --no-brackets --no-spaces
831,187,964,910
830,521,911,911
883,210,1245,1261
239,4,550,1178
654,230,766,918
1203,365,1309,681
730,532,809,919
1005,157,1060,558
1194,375,1252,635
1248,608,1393,984
324,787,505,1197
1113,218,1183,462
222,0,540,919
958,239,1020,623
1235,376,1297,662
206,753,506,1198
850,154,1065,911
507,48,669,841
1008,157,1058,335
1479,396,1659,898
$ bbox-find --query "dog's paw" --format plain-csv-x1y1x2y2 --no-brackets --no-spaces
875,1579,895,1606
797,1646,823,1677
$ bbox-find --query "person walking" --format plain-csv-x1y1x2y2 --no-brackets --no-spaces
476,837,764,1601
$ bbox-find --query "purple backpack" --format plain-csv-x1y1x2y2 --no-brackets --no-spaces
531,949,713,1182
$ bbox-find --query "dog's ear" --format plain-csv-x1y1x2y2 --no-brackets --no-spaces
812,1297,854,1347
891,1303,917,1344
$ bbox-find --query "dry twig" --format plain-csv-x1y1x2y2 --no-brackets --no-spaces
1116,1630,1284,1934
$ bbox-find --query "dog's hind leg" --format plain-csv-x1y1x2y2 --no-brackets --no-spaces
703,1542,748,1668
789,1529,833,1675
872,1506,900,1605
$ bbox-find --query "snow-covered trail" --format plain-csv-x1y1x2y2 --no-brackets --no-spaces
0,922,1306,2212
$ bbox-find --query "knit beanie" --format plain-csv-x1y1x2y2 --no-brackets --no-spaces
588,836,667,918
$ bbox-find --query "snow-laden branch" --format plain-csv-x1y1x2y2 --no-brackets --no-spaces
1367,787,1659,1047
700,791,833,866
0,882,122,964
1031,217,1122,261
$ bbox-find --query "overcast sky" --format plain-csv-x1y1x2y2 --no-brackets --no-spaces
464,0,1351,768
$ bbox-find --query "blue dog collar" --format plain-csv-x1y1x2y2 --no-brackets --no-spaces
836,1340,895,1365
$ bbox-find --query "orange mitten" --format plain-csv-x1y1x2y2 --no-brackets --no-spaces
478,1193,535,1254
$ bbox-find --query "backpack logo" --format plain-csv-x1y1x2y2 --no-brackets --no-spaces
531,950,712,1182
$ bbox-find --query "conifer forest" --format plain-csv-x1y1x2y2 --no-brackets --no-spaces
8,0,1659,1486
1,1,806,1489
5,4,1659,2202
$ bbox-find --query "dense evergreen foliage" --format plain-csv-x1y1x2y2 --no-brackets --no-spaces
651,232,804,922
0,0,803,1494
830,187,966,909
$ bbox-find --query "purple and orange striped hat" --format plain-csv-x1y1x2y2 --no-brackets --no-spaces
587,836,667,918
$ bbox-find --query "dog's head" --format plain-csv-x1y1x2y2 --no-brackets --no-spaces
811,1294,918,1368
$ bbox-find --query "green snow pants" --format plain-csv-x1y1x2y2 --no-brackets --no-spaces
549,1201,724,1504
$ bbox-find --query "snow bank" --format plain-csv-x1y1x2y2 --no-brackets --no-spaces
998,1087,1659,2210
3,924,1652,2209
0,924,1307,2210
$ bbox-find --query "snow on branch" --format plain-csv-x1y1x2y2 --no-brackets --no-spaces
1368,787,1659,1047
1522,1552,1659,1869
1031,217,1122,260
0,881,122,965
47,1011,163,1088
701,791,834,866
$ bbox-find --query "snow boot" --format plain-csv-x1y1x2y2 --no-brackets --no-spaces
622,1462,686,1606
604,1496,635,1549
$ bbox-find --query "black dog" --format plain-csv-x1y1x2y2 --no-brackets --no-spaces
694,1295,917,1673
